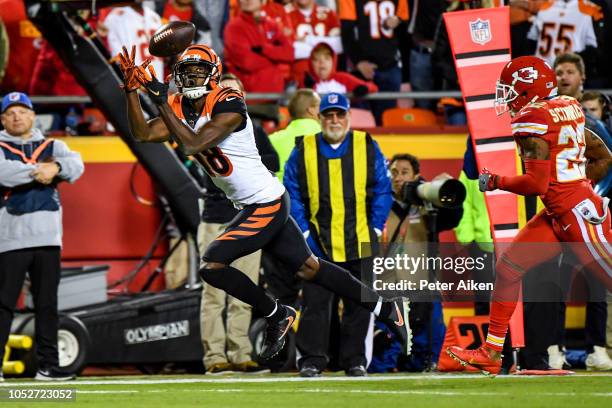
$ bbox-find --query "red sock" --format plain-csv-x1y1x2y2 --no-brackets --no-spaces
486,259,524,351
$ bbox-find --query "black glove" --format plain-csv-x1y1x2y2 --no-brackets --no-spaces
401,177,425,206
251,46,263,55
353,84,369,98
478,169,498,192
303,72,316,88
135,63,168,105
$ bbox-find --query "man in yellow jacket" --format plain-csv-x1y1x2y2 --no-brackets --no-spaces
270,89,321,181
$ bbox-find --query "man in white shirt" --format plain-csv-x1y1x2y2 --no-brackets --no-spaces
102,1,164,78
527,0,600,66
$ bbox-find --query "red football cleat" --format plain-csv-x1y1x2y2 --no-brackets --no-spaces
446,346,502,377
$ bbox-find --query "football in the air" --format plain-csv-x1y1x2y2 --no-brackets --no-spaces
148,21,196,57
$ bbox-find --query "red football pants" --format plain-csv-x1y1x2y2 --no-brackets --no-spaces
485,195,612,351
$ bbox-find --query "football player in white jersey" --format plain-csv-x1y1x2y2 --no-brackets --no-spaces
117,44,411,360
527,0,600,67
102,3,165,80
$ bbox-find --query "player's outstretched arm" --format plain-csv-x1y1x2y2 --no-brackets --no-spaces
157,105,242,155
585,128,612,183
134,62,242,153
118,46,170,143
125,92,171,142
479,136,550,195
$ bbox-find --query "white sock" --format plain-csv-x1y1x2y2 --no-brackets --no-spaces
373,297,383,316
265,301,278,318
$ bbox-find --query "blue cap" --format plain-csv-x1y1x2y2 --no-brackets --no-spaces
320,92,350,113
2,92,34,113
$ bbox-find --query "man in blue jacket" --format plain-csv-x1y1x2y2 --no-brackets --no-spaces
284,93,393,377
0,92,84,381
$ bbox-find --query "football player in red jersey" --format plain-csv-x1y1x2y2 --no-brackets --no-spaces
447,56,612,376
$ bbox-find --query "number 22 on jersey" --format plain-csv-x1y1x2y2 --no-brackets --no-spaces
556,123,586,182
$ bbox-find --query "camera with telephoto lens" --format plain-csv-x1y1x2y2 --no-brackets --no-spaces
401,176,466,209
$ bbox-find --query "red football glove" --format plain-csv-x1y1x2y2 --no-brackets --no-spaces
478,168,499,192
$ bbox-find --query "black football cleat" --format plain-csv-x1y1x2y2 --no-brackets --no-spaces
379,297,412,355
346,365,367,377
299,365,322,378
34,367,75,381
259,305,297,360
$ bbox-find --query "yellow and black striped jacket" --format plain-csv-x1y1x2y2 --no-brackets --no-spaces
287,130,392,262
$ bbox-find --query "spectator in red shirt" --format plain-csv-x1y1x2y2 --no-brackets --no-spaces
0,0,42,93
302,42,377,97
286,0,342,84
224,0,294,94
162,0,212,46
28,40,87,96
264,0,294,39
229,0,293,36
163,0,194,21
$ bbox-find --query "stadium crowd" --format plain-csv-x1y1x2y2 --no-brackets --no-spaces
0,0,611,378
0,0,610,131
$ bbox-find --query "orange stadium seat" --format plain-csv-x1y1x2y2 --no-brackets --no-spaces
382,107,438,127
349,108,376,128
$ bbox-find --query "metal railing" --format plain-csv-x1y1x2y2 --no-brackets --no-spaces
28,89,612,105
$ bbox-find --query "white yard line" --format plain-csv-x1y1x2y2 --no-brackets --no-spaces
70,388,611,397
77,390,138,394
1,373,611,387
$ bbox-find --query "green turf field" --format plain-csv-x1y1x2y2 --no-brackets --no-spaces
1,373,610,408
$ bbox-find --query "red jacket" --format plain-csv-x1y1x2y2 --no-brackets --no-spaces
302,43,377,95
0,0,41,92
29,40,87,96
223,11,294,94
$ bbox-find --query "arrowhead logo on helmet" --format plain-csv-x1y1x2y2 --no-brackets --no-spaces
512,67,539,84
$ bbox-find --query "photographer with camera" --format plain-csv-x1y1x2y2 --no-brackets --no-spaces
387,154,464,245
385,154,464,371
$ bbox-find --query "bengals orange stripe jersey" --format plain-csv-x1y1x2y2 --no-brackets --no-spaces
168,87,244,129
168,87,285,207
338,0,409,68
527,0,600,67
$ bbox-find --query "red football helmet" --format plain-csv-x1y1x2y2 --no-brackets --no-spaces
494,56,557,115
173,44,222,99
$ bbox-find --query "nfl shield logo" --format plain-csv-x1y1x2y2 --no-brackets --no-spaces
469,19,492,45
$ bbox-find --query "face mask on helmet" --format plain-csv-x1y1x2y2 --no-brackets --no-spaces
174,61,217,99
494,81,518,116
